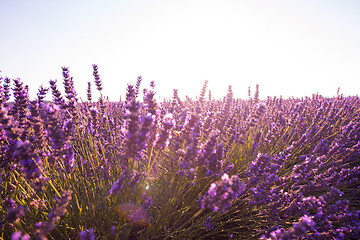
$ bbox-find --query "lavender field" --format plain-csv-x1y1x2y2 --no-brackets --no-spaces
0,66,359,239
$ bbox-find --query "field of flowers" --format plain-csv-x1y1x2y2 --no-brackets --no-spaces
0,65,359,239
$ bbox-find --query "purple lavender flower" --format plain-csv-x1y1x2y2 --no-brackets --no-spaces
181,113,201,143
134,75,142,98
137,113,154,156
171,88,183,114
122,84,142,161
224,85,233,114
110,170,130,196
204,216,214,231
4,198,25,224
0,107,22,180
45,104,75,172
111,226,116,235
49,79,65,107
3,77,11,103
142,192,153,209
63,143,75,173
34,190,72,239
92,64,102,91
196,132,225,176
140,83,160,154
197,132,218,167
89,105,98,118
62,67,78,115
27,101,49,159
110,169,145,196
36,85,48,103
14,140,43,180
11,231,30,240
176,113,203,180
143,81,159,116
262,215,315,240
201,173,245,213
198,80,208,106
87,82,92,102
62,67,74,99
79,228,95,240
154,113,175,149
254,84,260,103
128,170,146,188
246,103,266,129
11,78,29,128
110,177,125,196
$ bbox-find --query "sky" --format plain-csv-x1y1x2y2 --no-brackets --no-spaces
1,0,360,101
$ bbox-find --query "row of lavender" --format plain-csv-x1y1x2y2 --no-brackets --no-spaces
0,66,359,239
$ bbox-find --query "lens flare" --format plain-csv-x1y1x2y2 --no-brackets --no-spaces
114,202,150,227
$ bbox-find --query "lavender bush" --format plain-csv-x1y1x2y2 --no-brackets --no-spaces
0,67,359,239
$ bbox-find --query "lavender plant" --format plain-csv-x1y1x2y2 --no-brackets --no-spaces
0,67,359,240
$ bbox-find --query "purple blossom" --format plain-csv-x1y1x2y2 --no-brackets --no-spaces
49,79,65,107
79,228,95,240
89,106,98,128
87,82,92,102
154,113,175,149
111,226,116,235
15,140,42,179
3,76,11,103
201,173,245,213
11,78,29,129
204,216,214,231
34,190,72,239
138,83,159,155
45,104,75,172
92,64,102,91
197,132,218,166
137,113,154,155
196,132,225,176
262,215,315,240
142,192,153,209
134,75,142,98
246,103,266,129
36,85,48,103
110,174,128,196
109,169,145,196
128,170,146,188
62,66,78,115
122,84,141,161
181,113,201,143
11,231,30,240
63,143,75,173
4,198,25,224
28,101,48,152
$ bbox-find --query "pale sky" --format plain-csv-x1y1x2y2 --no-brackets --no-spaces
1,0,360,101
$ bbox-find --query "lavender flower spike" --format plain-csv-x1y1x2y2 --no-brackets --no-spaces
34,190,72,239
154,113,175,150
201,173,245,213
79,228,95,240
92,64,102,91
262,215,315,240
11,231,30,240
